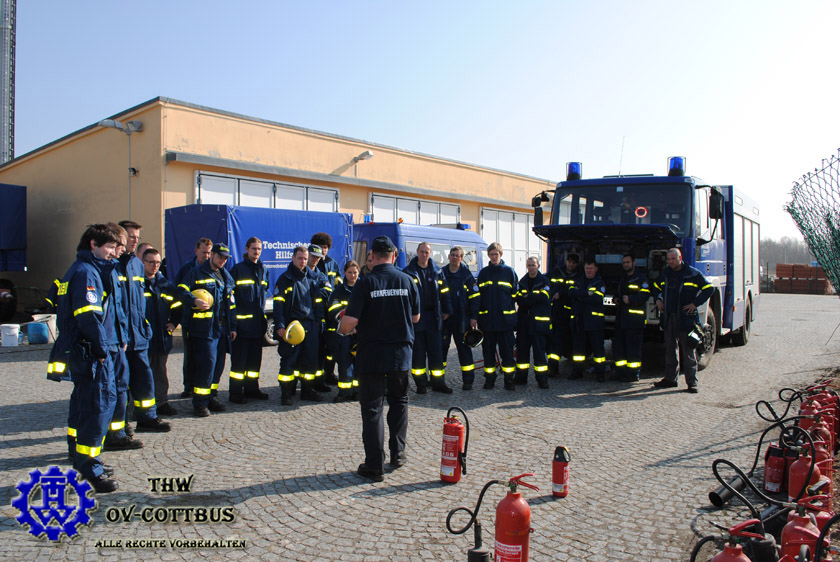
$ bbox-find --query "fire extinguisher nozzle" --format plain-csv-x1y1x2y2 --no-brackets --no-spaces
709,476,747,508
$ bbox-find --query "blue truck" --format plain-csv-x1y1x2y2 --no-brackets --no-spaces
532,157,760,368
353,222,488,273
165,204,354,343
0,183,26,322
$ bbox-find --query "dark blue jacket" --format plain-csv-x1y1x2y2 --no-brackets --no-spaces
569,274,606,332
272,264,320,330
317,254,342,288
174,257,197,284
442,263,479,334
615,269,651,330
549,265,584,323
655,263,714,331
144,272,179,355
177,260,236,340
477,260,518,332
308,267,332,327
47,251,123,379
231,258,269,339
403,256,452,332
516,272,552,335
117,253,152,350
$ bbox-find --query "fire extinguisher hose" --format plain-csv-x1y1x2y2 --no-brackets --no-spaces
447,407,470,476
711,426,816,530
446,479,500,536
755,386,806,422
687,535,719,562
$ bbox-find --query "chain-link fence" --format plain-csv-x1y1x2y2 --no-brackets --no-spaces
785,149,840,296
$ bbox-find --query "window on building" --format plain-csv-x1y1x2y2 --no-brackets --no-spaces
195,172,338,211
370,194,461,225
481,208,542,275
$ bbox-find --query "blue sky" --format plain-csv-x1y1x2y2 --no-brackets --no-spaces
15,1,840,239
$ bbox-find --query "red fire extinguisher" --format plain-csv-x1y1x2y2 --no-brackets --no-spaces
788,447,821,502
763,443,786,493
552,446,570,498
495,473,539,562
441,407,469,484
710,519,765,562
780,505,829,558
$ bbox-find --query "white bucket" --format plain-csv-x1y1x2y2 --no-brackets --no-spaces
31,314,57,343
1,324,20,347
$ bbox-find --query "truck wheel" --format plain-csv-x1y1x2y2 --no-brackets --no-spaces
697,308,717,371
0,279,17,323
263,317,279,346
732,303,750,346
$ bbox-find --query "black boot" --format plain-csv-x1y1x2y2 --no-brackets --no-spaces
483,374,497,389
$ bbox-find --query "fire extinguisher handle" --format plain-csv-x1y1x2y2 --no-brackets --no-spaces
727,518,764,540
509,473,540,493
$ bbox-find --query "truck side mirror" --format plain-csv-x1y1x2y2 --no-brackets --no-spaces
534,207,543,227
709,189,724,220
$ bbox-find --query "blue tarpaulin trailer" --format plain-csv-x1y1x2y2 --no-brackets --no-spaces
0,183,26,273
164,205,353,289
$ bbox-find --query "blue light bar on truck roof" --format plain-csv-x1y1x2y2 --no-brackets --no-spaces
668,156,686,177
566,162,582,180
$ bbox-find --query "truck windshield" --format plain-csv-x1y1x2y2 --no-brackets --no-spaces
553,183,693,235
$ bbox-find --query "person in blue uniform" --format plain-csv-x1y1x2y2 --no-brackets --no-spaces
173,237,213,398
514,256,552,389
306,244,333,393
327,260,360,402
403,242,452,394
311,232,342,386
102,227,144,452
441,246,479,390
612,254,651,383
568,259,607,381
339,236,420,482
547,253,583,377
653,248,714,393
229,237,270,404
477,243,518,390
178,243,236,417
112,220,171,437
273,246,327,405
50,224,122,492
142,247,180,416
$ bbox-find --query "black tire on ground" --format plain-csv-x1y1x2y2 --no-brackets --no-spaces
732,303,751,346
0,279,17,323
697,307,717,371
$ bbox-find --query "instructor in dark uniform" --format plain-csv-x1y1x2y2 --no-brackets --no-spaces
339,236,420,482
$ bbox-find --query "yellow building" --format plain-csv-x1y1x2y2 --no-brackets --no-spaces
0,97,553,293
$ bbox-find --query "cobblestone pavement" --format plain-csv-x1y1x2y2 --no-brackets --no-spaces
1,294,839,561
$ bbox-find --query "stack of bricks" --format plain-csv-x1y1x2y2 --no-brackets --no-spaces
774,264,835,294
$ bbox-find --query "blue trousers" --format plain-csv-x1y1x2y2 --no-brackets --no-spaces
127,348,157,421
189,335,228,408
573,329,606,375
412,327,444,388
230,336,263,395
515,331,549,382
107,348,130,439
358,369,409,472
613,327,644,378
442,319,477,384
69,348,117,479
482,330,515,382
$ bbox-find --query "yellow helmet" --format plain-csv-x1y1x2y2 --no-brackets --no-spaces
284,320,306,345
191,288,214,310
